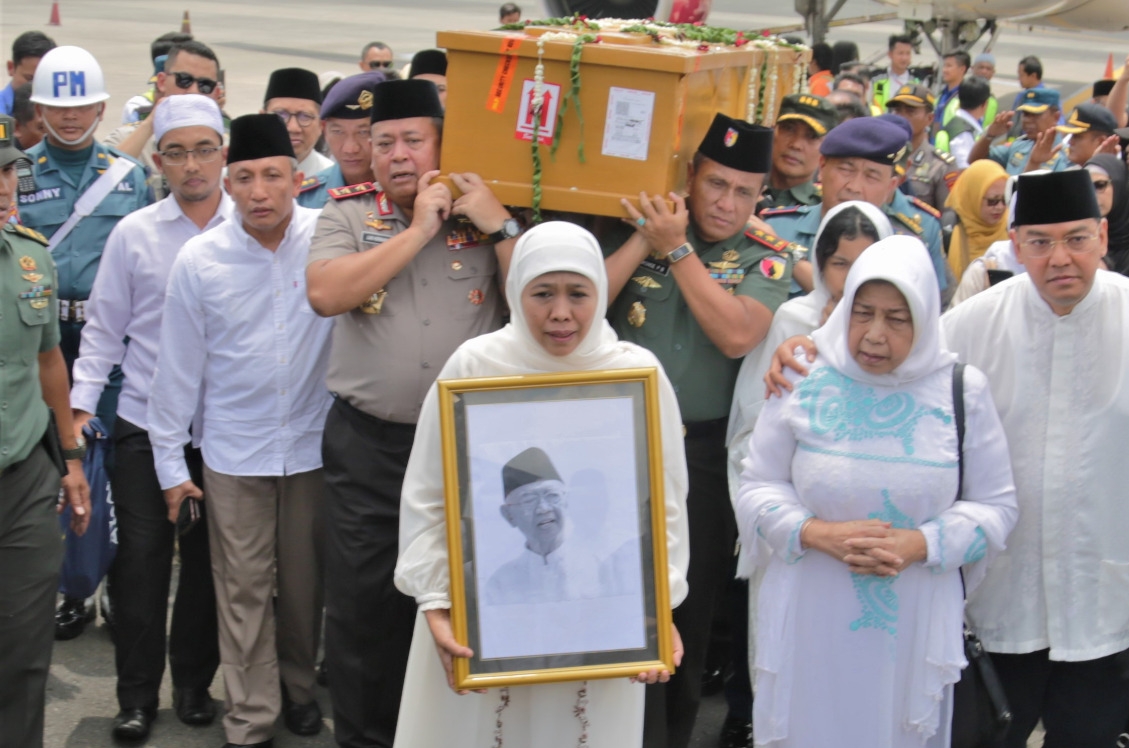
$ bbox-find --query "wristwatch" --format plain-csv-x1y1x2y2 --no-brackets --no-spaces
487,217,522,243
666,242,695,263
63,436,86,462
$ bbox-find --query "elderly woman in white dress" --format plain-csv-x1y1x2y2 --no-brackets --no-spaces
393,221,690,748
734,235,1018,747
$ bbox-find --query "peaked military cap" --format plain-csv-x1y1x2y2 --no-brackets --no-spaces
1016,88,1060,113
887,83,936,110
697,113,773,173
0,115,29,168
776,93,837,137
1057,102,1118,135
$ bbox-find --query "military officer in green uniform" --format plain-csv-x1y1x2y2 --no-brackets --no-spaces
603,113,791,748
764,116,948,298
886,84,957,211
969,88,1068,175
760,93,837,211
297,71,387,209
0,114,90,748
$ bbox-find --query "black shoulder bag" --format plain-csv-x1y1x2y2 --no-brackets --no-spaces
949,362,1014,748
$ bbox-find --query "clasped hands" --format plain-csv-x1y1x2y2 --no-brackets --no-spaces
800,517,927,577
412,171,511,239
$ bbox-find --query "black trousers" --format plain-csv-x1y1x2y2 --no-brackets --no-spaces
108,417,218,710
0,445,63,748
644,420,737,748
322,398,418,748
990,647,1129,748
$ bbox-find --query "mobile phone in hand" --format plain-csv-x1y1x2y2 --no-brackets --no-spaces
176,497,202,537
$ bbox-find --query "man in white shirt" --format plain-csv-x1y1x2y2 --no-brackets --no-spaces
70,94,230,743
942,169,1129,746
148,113,333,748
938,76,990,170
262,67,333,179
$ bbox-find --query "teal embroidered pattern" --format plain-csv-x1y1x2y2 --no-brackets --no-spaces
796,367,950,456
849,492,916,636
964,527,987,564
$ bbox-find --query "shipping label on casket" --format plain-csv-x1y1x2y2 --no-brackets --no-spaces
515,79,561,146
601,87,656,161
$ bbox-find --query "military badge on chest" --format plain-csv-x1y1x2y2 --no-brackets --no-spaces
709,249,745,292
362,212,392,247
359,288,388,315
627,301,646,328
447,220,491,251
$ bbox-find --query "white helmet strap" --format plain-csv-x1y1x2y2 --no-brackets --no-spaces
42,104,103,147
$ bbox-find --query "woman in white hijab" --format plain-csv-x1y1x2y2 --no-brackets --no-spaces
734,235,1017,747
727,201,894,493
393,221,690,748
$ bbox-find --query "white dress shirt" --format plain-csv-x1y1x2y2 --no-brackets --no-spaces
942,271,1129,661
148,205,333,489
71,193,234,431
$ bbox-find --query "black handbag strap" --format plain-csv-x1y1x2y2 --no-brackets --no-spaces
953,362,967,599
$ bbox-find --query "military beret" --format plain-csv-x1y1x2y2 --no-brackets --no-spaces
1016,88,1060,113
502,447,562,498
776,93,837,137
697,113,773,173
1013,170,1101,227
0,115,28,168
321,71,387,120
370,78,444,124
264,67,322,105
819,116,909,167
1057,102,1118,135
887,83,936,110
409,49,447,78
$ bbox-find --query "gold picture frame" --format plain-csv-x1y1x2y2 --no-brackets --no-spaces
437,367,675,689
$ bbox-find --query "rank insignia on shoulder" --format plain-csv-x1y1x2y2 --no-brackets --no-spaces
11,225,48,245
328,182,377,200
760,257,786,280
936,149,956,164
376,190,393,215
745,228,790,253
298,175,323,192
893,213,923,235
632,275,662,289
910,196,941,219
760,205,802,217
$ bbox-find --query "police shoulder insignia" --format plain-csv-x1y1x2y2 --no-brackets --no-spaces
7,223,49,245
760,205,802,218
935,148,956,165
298,175,324,193
910,196,941,220
744,228,790,253
328,182,376,200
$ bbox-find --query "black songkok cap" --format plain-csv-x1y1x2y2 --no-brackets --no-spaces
409,49,447,78
502,447,562,498
264,67,322,105
321,71,386,119
820,116,909,167
697,113,773,174
1013,170,1101,227
1093,79,1116,99
370,78,444,124
227,113,296,164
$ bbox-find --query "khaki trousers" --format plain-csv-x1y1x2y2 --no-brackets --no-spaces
203,465,325,744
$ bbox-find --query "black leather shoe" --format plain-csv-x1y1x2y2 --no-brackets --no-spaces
717,715,752,748
112,707,156,742
174,687,216,726
221,741,273,748
55,596,95,641
283,696,322,736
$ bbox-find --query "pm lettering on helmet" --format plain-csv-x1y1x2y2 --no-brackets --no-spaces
53,71,87,99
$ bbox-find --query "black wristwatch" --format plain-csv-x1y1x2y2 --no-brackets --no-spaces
63,436,86,462
487,217,522,243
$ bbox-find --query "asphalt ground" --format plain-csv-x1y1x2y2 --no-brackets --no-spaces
1,0,1091,744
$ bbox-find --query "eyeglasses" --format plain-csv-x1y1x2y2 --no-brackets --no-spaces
505,490,564,510
157,146,222,165
983,195,1007,207
171,71,219,95
271,109,317,127
1093,179,1111,191
1019,233,1099,257
367,60,393,69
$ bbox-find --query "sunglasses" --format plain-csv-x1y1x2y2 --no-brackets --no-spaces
1093,179,1112,191
367,60,394,69
171,71,219,95
983,195,1007,207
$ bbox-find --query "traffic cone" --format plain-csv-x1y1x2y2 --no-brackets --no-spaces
1104,53,1115,79
47,2,61,25
181,10,191,34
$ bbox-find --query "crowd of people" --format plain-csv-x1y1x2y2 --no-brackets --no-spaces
1,14,1129,748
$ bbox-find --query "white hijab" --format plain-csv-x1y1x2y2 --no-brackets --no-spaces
812,234,957,387
396,221,690,608
801,200,895,320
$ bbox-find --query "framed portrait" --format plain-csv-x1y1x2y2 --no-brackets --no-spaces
437,367,676,689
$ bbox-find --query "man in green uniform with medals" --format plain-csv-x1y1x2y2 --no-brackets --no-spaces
603,113,792,748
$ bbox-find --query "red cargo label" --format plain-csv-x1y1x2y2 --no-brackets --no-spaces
487,37,522,113
515,79,561,146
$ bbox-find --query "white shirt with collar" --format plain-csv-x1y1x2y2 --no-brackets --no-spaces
949,109,985,170
148,204,333,489
297,149,333,180
941,270,1129,661
71,192,235,431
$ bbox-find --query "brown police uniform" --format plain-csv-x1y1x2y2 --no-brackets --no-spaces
903,140,956,212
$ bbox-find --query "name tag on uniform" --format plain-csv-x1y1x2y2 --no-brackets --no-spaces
640,257,669,276
362,231,388,245
18,186,62,204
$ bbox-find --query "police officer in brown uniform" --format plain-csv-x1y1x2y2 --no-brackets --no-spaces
305,79,519,748
886,84,957,211
605,114,793,748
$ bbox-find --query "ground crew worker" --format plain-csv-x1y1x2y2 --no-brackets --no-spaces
298,71,387,209
886,84,958,210
0,114,90,748
936,76,991,169
870,34,917,110
602,113,793,748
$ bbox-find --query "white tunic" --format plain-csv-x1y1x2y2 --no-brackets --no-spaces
941,270,1129,661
